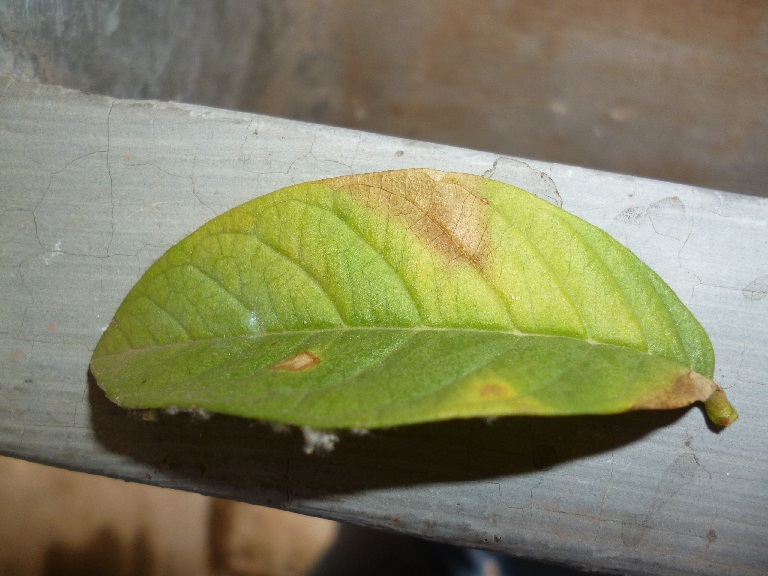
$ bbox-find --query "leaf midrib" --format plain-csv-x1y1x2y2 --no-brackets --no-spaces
97,324,657,360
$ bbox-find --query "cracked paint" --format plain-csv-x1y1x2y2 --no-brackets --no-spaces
483,156,562,208
105,100,116,256
742,275,768,301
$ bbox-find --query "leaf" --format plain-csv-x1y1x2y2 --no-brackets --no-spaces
91,169,738,429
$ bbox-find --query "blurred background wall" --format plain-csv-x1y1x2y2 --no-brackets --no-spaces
0,456,338,576
1,0,766,196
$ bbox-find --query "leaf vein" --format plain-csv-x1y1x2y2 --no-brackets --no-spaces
291,197,423,323
493,214,591,338
240,229,347,325
552,212,649,351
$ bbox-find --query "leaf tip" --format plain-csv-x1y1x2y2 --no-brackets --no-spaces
704,388,739,427
687,372,738,427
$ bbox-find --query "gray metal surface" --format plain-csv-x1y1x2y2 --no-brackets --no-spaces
1,76,766,575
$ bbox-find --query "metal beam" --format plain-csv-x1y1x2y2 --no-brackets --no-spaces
1,76,766,575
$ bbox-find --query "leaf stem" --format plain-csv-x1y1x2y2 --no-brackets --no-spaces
704,388,739,427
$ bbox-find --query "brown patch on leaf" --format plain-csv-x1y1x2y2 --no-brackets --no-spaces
271,351,321,372
634,371,738,426
632,370,716,410
327,169,492,269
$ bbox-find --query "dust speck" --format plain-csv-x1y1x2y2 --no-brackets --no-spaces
302,427,339,454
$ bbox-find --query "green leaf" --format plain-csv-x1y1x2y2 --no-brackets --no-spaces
91,169,737,428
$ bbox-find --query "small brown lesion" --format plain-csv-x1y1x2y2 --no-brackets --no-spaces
271,351,321,371
479,381,512,398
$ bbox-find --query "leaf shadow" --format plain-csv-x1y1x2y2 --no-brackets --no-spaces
88,373,689,501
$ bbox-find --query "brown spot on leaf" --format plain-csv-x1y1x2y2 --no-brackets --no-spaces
479,382,512,398
271,351,321,371
327,169,492,269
